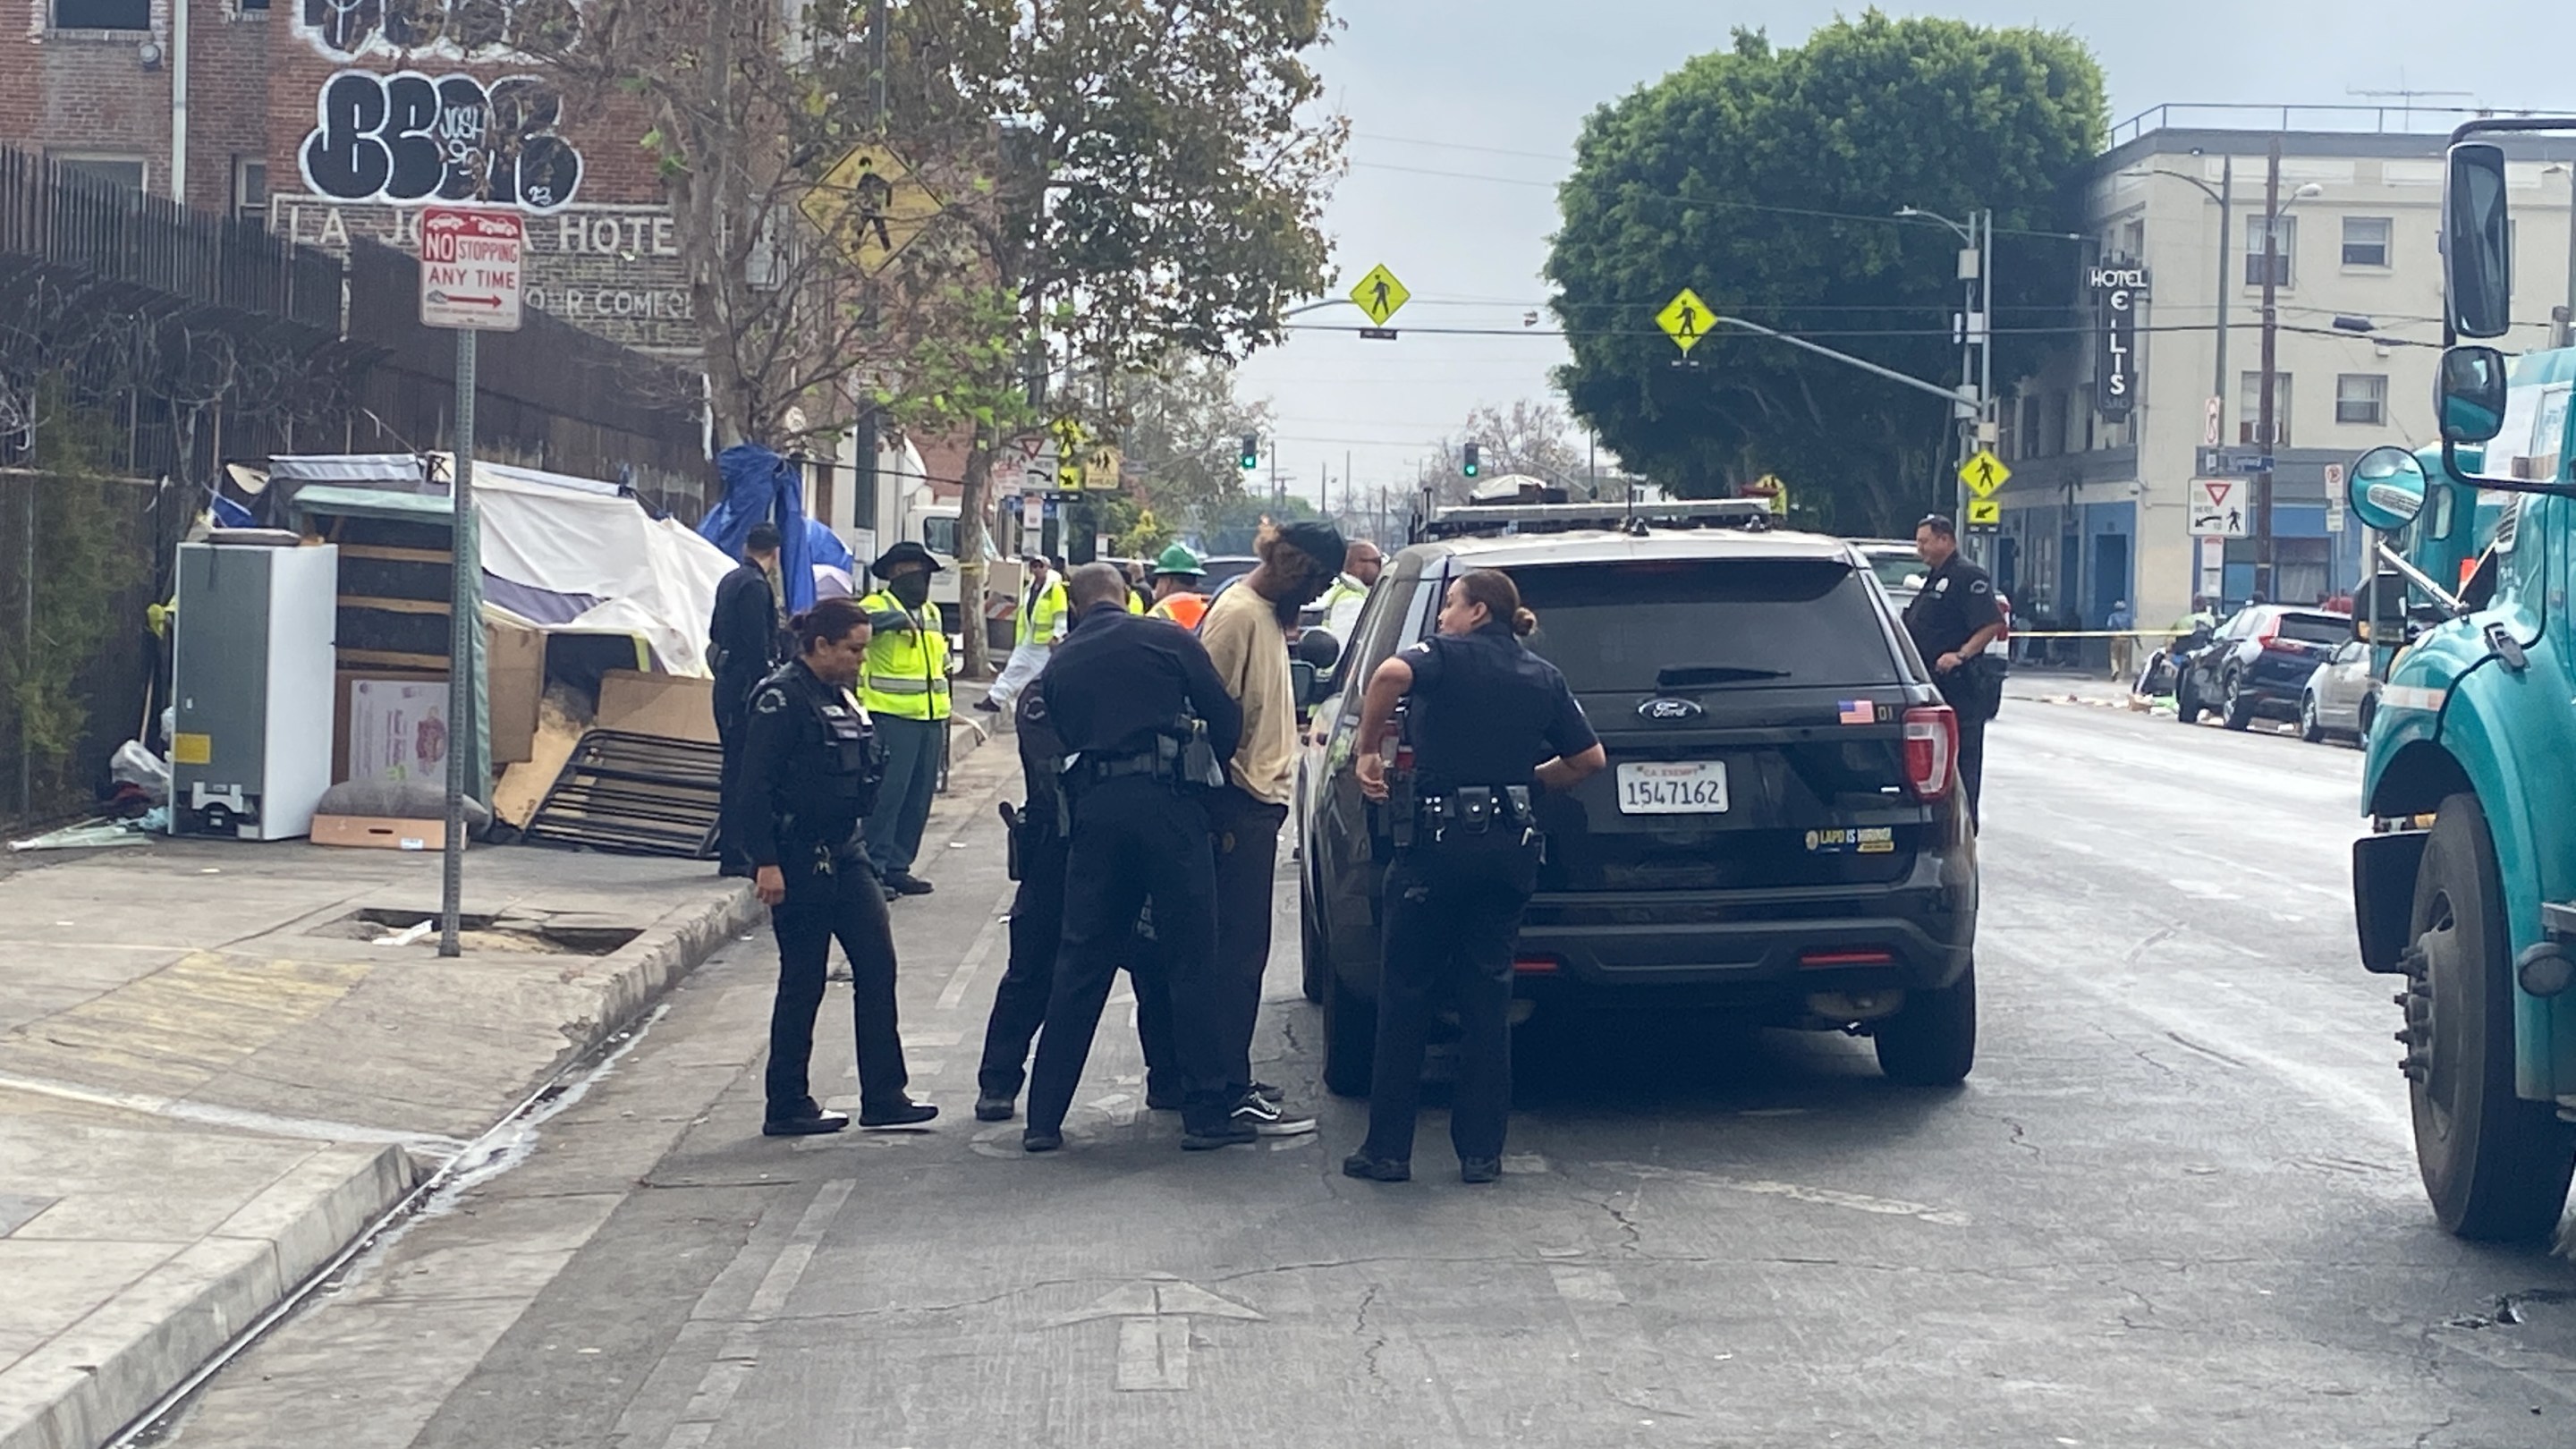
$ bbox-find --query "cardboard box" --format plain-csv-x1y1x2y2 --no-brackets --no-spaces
312,814,447,851
485,617,546,767
345,676,453,787
596,669,719,743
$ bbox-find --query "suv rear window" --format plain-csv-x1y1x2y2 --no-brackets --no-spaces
2275,611,2351,645
1513,557,1904,692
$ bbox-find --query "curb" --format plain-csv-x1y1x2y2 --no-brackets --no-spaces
0,882,760,1449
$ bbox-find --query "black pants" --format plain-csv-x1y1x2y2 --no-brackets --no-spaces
765,848,909,1121
1361,835,1538,1165
976,822,1178,1101
1958,715,1987,825
1207,786,1290,1104
1026,778,1223,1134
713,675,756,872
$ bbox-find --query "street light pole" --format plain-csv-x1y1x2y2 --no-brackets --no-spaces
2212,157,2233,439
2254,138,2282,604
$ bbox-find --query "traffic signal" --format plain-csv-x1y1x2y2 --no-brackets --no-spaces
1462,443,1481,479
1240,434,1259,471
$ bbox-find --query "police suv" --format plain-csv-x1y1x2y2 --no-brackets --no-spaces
1294,498,1979,1094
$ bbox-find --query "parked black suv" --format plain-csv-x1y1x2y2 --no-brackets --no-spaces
1296,523,1979,1096
2174,604,2351,730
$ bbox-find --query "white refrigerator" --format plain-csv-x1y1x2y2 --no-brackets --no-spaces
169,539,340,840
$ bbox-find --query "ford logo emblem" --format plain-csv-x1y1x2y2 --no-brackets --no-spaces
1638,697,1704,722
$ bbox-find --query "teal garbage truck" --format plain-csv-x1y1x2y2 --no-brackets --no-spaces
2343,122,2576,1242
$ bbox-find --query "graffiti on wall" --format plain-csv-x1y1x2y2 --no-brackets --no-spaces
297,0,582,61
299,70,584,212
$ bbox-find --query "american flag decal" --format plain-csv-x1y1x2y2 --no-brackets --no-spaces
1837,699,1873,725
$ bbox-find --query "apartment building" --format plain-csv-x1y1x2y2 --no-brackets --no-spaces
1994,105,2576,632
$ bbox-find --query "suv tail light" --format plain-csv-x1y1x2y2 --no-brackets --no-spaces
1902,705,1957,802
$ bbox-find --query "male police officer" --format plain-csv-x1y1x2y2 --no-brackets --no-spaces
709,523,785,877
1901,514,2004,821
1021,564,1243,1152
858,542,950,899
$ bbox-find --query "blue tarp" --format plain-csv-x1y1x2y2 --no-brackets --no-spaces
805,516,855,572
698,444,815,615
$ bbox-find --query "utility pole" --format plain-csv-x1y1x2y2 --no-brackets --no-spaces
2254,137,2282,603
2212,156,2234,438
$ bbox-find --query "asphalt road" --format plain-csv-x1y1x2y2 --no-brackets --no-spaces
161,697,2576,1449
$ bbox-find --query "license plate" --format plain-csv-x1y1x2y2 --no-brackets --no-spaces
1615,760,1729,815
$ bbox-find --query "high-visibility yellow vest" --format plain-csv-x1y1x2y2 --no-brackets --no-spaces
858,589,952,721
1018,578,1070,647
1125,590,1144,614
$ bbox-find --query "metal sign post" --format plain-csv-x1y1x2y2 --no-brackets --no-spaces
419,207,526,958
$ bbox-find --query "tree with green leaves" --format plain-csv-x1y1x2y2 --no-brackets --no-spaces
1546,14,2105,533
888,0,1345,673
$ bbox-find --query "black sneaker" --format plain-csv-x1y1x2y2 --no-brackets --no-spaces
974,1094,1017,1123
1023,1128,1063,1153
1249,1080,1285,1106
1232,1090,1316,1137
761,1110,850,1138
972,698,1003,714
1181,1122,1258,1151
886,872,936,896
1342,1152,1410,1182
1460,1157,1503,1184
858,1100,939,1129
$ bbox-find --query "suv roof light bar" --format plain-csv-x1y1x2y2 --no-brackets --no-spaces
1415,498,1774,541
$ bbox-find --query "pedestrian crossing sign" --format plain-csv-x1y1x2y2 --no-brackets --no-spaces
1967,497,2002,526
1351,264,1411,326
1657,289,1713,354
1959,449,2010,497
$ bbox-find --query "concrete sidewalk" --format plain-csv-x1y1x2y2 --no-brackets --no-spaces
0,835,760,1449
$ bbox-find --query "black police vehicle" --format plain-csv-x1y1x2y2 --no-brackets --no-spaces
1294,502,1979,1094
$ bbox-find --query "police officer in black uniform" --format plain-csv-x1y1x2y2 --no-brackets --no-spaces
970,668,1182,1123
1899,514,2005,822
732,597,938,1137
709,523,786,877
1346,567,1606,1184
1020,564,1243,1153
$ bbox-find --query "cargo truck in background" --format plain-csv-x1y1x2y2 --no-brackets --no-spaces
824,429,1021,652
2341,120,2576,1242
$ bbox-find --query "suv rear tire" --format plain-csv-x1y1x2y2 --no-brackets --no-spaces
1322,966,1376,1097
1874,965,1977,1086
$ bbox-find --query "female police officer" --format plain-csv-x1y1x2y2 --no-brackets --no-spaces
732,596,938,1137
1345,568,1605,1183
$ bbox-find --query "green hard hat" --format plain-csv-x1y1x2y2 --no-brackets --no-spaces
1151,543,1206,579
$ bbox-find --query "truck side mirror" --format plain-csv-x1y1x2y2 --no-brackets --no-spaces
2435,347,2509,445
2444,141,2513,340
2349,445,2428,530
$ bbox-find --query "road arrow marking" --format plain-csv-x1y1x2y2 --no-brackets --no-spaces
1048,1274,1264,1391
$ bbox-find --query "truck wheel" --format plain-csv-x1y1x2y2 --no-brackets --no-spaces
1874,965,1977,1086
1322,962,1377,1097
2221,672,2254,731
1299,871,1329,1004
2402,792,2576,1241
2175,677,2202,724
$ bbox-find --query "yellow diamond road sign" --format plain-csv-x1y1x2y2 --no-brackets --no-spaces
1959,448,2011,497
1967,497,2002,526
802,140,943,275
1351,264,1411,326
1657,289,1714,354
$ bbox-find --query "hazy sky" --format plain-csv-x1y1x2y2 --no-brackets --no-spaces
1238,0,2576,510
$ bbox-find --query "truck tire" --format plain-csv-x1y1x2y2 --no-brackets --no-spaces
2402,792,2576,1241
2221,672,2254,731
1322,962,1377,1097
1874,965,1978,1086
1299,871,1328,1004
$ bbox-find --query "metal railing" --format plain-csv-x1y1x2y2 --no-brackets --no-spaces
0,148,341,330
2111,102,2569,148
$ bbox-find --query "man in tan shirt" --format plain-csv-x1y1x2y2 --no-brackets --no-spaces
1194,518,1345,1143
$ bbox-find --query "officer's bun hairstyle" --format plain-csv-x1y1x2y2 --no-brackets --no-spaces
792,596,872,653
1458,567,1538,638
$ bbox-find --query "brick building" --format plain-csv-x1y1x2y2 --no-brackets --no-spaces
0,0,695,354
